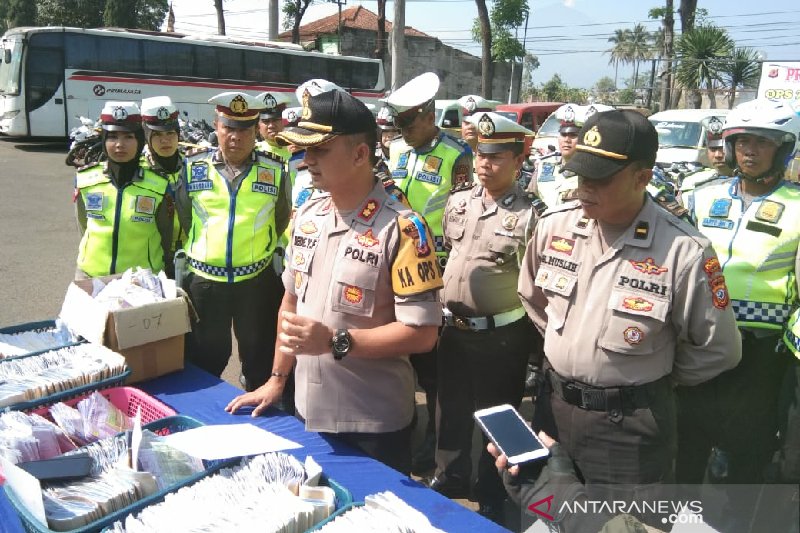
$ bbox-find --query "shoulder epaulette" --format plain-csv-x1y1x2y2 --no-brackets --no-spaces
654,195,691,222
538,200,580,219
185,146,212,159
526,192,548,216
76,162,102,173
451,180,475,193
255,149,284,165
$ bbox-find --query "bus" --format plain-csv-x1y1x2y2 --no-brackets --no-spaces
0,26,386,138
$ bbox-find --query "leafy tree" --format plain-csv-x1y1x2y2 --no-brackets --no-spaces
520,53,540,99
593,76,616,103
606,28,630,88
721,47,761,109
104,0,137,27
675,25,733,108
36,0,164,30
627,23,653,90
5,0,36,30
472,0,528,99
282,0,313,44
0,1,8,34
649,2,675,111
137,0,168,32
678,0,697,31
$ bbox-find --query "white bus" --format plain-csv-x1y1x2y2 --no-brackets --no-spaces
0,26,386,137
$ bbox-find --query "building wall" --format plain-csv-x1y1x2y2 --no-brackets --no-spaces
332,28,516,100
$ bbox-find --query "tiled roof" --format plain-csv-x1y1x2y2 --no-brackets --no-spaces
278,5,430,40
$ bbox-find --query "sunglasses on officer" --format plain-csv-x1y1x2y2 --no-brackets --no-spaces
393,101,434,129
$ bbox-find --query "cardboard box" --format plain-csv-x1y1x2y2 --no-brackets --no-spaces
59,275,190,383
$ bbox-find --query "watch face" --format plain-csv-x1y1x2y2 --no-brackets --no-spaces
332,330,351,358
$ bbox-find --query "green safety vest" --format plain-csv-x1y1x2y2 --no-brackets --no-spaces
388,132,469,259
691,178,800,330
76,165,168,277
185,152,284,283
256,140,291,164
783,308,800,359
140,153,183,252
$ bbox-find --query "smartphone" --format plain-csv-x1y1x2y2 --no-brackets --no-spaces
474,404,549,464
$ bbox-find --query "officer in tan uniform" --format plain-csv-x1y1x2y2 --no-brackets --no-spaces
428,112,543,523
457,94,497,153
517,109,741,519
226,89,443,475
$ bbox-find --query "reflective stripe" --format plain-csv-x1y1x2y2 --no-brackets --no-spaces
188,257,268,279
756,259,796,272
732,299,791,326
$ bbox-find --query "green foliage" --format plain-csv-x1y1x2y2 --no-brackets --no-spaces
5,0,36,29
594,76,616,95
490,0,527,27
616,87,636,104
525,74,588,103
33,0,165,29
104,0,136,27
520,53,540,98
136,0,168,31
674,24,733,100
721,46,761,108
472,0,528,61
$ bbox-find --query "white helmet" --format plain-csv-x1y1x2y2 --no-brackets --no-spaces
722,99,800,177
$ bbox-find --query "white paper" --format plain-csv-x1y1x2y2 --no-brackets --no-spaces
303,456,322,487
161,424,301,460
0,455,46,524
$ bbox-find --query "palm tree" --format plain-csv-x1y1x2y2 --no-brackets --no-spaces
721,47,761,109
674,25,733,108
606,29,631,89
627,23,653,91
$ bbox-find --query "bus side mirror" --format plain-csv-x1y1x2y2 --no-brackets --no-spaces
3,49,11,64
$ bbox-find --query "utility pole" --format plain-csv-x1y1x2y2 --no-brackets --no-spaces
268,0,278,41
392,0,405,90
327,0,346,54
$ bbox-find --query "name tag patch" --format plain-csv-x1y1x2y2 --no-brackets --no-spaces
187,180,213,192
415,171,442,185
86,212,105,220
252,182,278,195
702,218,734,230
391,169,408,179
131,215,153,223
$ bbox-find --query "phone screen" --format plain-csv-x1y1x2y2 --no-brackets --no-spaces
478,409,544,458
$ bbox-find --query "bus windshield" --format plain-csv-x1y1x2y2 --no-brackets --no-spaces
537,113,561,137
0,37,23,95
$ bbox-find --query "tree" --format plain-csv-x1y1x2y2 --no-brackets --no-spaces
104,0,137,27
137,0,168,32
678,0,697,32
474,0,493,99
213,0,225,35
520,53,540,100
375,0,387,59
721,47,761,109
593,76,616,104
36,0,165,29
5,0,36,30
282,0,313,45
606,29,630,88
650,2,675,111
472,0,528,99
674,25,733,108
627,23,652,90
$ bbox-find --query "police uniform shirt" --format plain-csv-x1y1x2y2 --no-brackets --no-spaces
282,179,443,434
442,182,536,316
528,154,578,207
174,147,291,240
518,196,742,387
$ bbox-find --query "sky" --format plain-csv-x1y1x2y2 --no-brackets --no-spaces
166,0,800,90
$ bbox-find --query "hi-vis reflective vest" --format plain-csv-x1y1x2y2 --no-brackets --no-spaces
690,177,800,330
256,140,291,164
185,152,284,283
388,132,470,262
783,308,800,359
140,152,183,252
77,165,168,277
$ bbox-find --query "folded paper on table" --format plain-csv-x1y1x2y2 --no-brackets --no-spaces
161,423,302,460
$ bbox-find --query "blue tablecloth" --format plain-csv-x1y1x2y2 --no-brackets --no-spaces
0,365,508,532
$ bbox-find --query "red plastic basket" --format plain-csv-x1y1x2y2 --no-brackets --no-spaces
31,386,176,425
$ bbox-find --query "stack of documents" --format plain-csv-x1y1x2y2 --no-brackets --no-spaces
316,491,447,533
0,321,77,359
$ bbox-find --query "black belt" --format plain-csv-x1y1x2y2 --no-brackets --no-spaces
547,368,653,412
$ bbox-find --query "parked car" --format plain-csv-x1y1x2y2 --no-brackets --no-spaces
496,102,563,156
648,108,730,166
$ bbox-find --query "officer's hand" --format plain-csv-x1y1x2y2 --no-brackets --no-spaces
278,311,334,356
487,431,556,477
225,379,284,417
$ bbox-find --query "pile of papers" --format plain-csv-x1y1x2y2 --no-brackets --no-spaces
316,491,447,533
0,344,127,408
91,268,167,311
0,321,77,359
0,411,77,464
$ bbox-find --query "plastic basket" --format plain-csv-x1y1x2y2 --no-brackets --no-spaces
4,415,239,533
306,502,366,531
30,387,176,425
0,320,83,361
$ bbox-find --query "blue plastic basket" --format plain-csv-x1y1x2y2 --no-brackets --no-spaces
0,347,131,412
4,415,239,533
0,320,83,361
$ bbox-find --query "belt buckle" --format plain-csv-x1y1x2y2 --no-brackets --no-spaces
453,316,471,331
581,388,605,410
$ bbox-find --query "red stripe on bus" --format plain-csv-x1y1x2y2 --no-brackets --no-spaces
68,74,383,97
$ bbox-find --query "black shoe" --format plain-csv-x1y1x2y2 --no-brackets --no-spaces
478,501,504,524
426,474,471,499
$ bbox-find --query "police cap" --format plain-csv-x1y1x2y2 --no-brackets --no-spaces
140,96,179,131
466,112,533,154
208,91,264,128
256,91,294,120
99,101,142,132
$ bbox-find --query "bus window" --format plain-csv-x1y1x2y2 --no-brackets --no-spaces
194,46,218,79
329,59,351,88
96,36,141,73
351,61,379,90
27,33,64,112
244,50,286,83
217,47,243,80
0,38,23,95
144,41,193,77
289,55,328,84
65,34,97,69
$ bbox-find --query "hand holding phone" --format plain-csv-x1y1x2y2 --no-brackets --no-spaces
474,404,549,464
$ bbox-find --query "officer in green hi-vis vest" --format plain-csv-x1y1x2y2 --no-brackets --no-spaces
383,72,473,474
255,90,294,164
74,101,173,280
680,99,800,497
174,91,291,394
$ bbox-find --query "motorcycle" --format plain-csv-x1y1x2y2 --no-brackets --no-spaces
179,112,217,148
65,115,103,168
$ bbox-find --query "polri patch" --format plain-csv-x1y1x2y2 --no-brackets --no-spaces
191,163,209,180
623,326,644,345
415,172,442,185
423,156,442,174
135,195,156,215
755,200,784,224
85,192,103,211
709,198,732,218
397,152,409,169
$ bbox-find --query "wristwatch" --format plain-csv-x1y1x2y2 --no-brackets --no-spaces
331,329,352,360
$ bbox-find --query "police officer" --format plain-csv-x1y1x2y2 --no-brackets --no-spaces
457,94,497,153
528,104,612,207
255,90,294,163
140,96,183,254
678,116,731,195
75,101,173,279
429,112,543,522
225,89,443,475
375,105,399,173
174,91,290,392
517,109,741,521
383,72,473,473
682,99,800,488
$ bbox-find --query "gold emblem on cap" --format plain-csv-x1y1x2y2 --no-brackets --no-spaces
584,125,602,147
478,114,495,137
230,95,248,114
301,89,312,120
